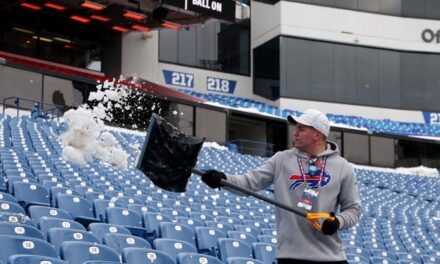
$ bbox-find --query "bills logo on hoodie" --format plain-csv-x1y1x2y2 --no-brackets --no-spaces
289,171,331,191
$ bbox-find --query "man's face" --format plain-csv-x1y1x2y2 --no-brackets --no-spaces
294,123,319,151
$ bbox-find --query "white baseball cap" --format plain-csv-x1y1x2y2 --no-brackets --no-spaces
287,109,330,137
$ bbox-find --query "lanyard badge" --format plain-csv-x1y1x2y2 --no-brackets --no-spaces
296,155,327,211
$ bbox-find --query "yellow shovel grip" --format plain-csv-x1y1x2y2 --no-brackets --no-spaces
306,212,335,232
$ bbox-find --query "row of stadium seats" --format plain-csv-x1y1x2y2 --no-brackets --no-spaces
0,114,438,263
178,89,440,138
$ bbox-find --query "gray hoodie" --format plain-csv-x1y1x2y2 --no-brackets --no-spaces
225,142,361,261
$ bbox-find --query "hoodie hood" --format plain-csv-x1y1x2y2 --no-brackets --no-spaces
293,141,339,159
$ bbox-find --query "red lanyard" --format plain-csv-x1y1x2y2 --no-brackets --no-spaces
297,155,327,189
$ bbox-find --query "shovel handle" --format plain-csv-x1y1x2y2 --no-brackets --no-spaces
192,168,307,218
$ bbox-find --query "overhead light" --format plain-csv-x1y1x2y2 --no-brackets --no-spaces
123,11,146,20
54,37,71,43
13,27,34,34
161,21,182,30
70,15,90,23
20,2,42,11
112,26,130,33
132,25,150,32
32,36,53,42
81,1,105,11
90,15,111,22
44,2,66,11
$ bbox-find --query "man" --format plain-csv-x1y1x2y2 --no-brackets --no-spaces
202,109,361,264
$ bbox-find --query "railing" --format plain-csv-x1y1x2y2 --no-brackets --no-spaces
2,97,62,120
228,139,275,157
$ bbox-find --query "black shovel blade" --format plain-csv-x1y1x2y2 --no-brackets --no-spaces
137,114,205,192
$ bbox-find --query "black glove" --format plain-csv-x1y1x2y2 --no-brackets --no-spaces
201,170,226,189
321,213,340,235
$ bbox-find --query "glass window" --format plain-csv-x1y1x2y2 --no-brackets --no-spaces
395,139,420,167
1,25,101,71
370,136,395,167
43,76,85,110
0,66,42,108
343,132,369,164
159,20,250,75
2,26,37,57
196,107,227,142
420,142,440,167
254,37,280,100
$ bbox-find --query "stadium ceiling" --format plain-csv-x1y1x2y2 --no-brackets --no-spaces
0,0,245,38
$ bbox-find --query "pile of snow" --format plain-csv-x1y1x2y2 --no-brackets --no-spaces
59,77,138,168
203,142,228,151
395,166,439,177
60,107,128,168
355,164,439,177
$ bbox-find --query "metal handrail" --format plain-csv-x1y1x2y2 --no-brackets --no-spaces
2,96,62,120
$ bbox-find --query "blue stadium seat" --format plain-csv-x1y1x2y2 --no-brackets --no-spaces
205,221,234,234
227,231,257,248
153,238,198,260
142,212,173,238
122,248,175,264
396,252,422,264
50,187,82,206
8,255,67,264
0,222,44,240
56,194,100,226
175,217,204,231
0,201,26,215
226,257,264,264
370,257,397,264
371,249,397,261
38,217,86,238
420,255,440,264
93,200,124,222
234,225,260,239
105,207,145,237
60,241,120,264
28,205,72,221
177,252,222,264
88,223,131,242
195,227,226,256
159,222,196,247
257,235,277,244
252,242,276,263
217,238,253,262
0,192,17,203
103,233,151,254
346,253,370,263
0,235,57,263
48,227,100,254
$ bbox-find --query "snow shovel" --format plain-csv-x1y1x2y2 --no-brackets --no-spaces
137,114,335,232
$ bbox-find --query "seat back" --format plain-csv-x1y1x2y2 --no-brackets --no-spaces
0,201,26,215
105,207,142,228
122,248,175,264
159,222,196,247
38,217,86,237
60,241,120,264
56,194,95,219
0,222,44,240
88,223,131,241
28,206,72,221
103,233,151,254
48,228,100,254
142,212,172,237
217,238,253,261
153,238,198,261
93,200,123,221
0,235,57,263
195,227,226,255
8,254,68,264
252,242,276,263
177,252,222,264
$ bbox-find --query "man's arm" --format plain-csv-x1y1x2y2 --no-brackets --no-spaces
336,162,361,230
225,151,281,193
